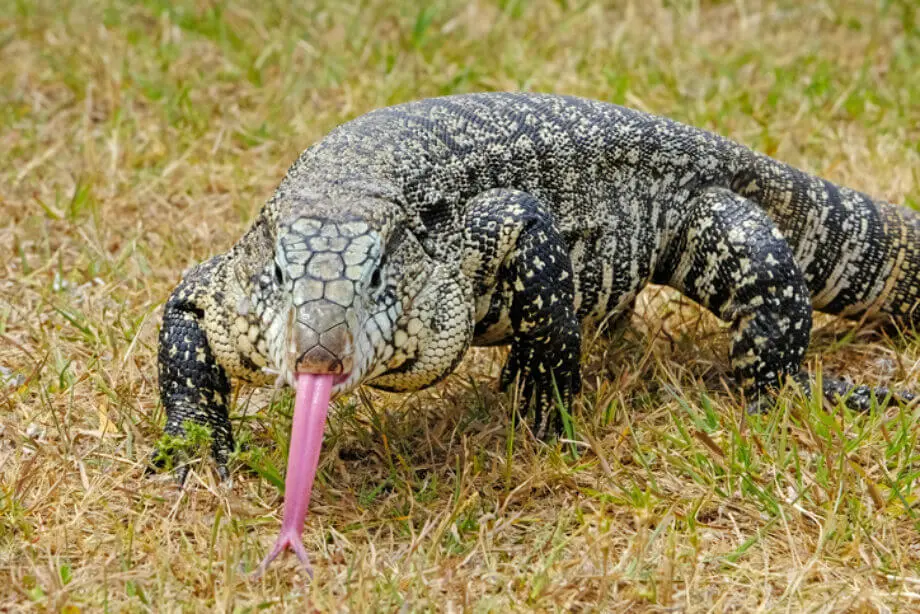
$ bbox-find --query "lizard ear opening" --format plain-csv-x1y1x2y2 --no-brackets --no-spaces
273,262,284,285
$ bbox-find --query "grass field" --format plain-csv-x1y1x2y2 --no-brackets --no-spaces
3,0,920,611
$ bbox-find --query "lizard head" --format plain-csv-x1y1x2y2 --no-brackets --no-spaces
250,206,444,395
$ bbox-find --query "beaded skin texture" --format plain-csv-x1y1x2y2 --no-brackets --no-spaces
155,92,920,478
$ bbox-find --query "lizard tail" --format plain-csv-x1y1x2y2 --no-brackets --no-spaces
820,376,916,412
732,153,920,328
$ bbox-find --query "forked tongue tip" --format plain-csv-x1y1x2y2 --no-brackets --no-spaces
252,373,333,578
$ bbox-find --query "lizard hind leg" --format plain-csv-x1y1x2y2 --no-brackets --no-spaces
462,188,582,439
655,186,814,407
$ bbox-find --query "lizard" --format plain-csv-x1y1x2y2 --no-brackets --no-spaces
152,92,920,575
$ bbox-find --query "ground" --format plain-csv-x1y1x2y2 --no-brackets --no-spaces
3,0,920,611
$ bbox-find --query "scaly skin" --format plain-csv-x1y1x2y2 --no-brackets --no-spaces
154,92,920,479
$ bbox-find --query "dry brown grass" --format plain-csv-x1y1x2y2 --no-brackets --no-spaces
3,0,920,611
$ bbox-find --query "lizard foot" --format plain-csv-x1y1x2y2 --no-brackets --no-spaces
744,373,916,415
501,335,580,440
821,376,916,412
146,435,233,486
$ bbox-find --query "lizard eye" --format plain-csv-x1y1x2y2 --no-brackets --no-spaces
273,262,284,285
369,268,383,293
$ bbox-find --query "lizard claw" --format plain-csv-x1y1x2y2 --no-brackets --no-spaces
146,446,190,485
168,463,230,488
175,463,190,486
500,337,579,441
745,398,770,415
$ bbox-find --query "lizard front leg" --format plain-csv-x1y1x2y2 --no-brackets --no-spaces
463,188,581,439
153,277,234,484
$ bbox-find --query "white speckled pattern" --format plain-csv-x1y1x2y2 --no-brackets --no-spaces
155,92,920,478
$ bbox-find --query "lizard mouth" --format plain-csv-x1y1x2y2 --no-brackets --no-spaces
293,369,351,382
333,373,351,386
293,369,352,389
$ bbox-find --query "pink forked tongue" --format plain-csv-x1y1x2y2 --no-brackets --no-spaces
253,373,333,579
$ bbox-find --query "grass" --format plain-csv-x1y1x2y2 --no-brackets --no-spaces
2,0,920,610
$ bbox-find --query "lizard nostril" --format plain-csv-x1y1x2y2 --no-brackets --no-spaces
295,346,347,375
291,311,354,375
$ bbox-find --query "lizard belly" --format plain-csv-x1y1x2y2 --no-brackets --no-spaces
471,283,514,346
469,230,649,347
564,225,651,327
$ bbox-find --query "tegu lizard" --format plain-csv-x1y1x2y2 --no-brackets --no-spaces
153,92,919,575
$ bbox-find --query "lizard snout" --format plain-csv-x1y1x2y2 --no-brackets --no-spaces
289,302,355,376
